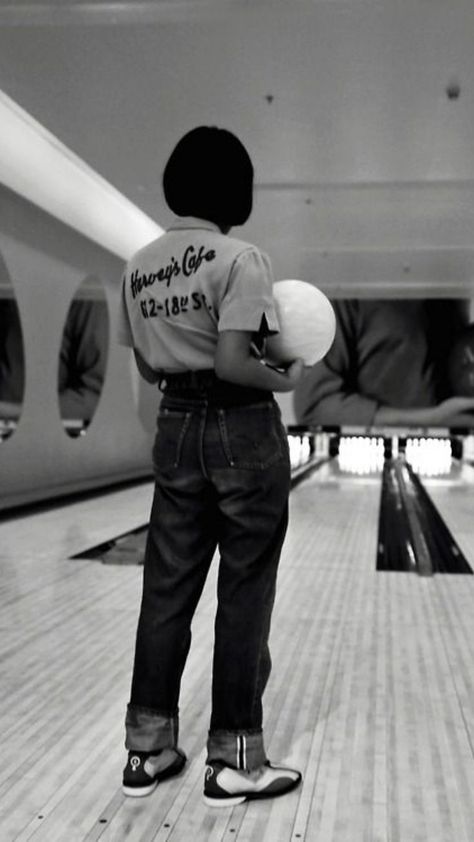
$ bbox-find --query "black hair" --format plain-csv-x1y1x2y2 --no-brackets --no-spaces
162,126,254,228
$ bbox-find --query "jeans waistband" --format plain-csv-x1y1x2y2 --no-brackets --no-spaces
161,370,271,407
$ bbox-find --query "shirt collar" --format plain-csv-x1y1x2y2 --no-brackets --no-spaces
167,216,221,233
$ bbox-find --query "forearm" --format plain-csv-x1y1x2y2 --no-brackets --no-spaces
374,406,435,426
300,393,378,427
215,330,303,392
217,354,298,393
294,368,378,426
374,404,474,427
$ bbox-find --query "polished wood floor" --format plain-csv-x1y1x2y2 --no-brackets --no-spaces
0,462,473,841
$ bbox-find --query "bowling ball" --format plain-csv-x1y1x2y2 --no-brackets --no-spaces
447,323,474,397
266,280,336,366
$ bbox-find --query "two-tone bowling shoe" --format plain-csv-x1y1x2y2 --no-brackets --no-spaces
122,747,186,797
203,760,302,807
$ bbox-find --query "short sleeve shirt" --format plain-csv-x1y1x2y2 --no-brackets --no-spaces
117,216,280,372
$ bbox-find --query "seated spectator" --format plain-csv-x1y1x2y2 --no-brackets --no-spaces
294,298,474,428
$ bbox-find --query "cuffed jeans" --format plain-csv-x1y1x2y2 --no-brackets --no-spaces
125,385,290,771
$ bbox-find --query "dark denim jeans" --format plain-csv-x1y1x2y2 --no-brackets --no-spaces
125,386,290,771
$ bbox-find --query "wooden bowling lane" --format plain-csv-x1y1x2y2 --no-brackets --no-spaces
0,462,474,841
421,457,474,567
414,456,474,831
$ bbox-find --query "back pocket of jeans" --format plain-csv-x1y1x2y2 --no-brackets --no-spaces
218,403,284,469
153,408,191,470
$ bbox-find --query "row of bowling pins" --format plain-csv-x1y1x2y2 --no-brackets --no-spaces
463,434,474,461
337,434,455,477
288,432,461,476
338,435,385,475
288,432,330,470
404,436,452,476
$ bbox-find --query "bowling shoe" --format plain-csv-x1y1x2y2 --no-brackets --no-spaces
203,760,302,807
122,747,186,797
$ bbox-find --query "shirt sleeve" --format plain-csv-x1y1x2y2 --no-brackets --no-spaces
293,300,378,427
116,275,134,347
218,247,280,334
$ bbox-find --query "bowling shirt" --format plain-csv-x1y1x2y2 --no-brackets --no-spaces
294,299,469,426
117,217,280,373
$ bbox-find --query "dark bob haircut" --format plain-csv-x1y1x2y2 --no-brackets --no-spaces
162,126,254,228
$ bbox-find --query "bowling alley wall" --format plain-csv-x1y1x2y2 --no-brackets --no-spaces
0,183,309,511
0,179,302,512
2,0,474,509
0,183,158,511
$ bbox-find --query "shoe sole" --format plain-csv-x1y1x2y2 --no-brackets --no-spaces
203,794,246,807
123,753,186,798
203,775,301,808
123,780,158,798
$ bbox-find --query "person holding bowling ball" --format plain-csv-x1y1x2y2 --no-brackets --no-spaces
118,126,304,806
294,298,474,429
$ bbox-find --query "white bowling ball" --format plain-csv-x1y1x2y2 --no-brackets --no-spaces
266,280,336,366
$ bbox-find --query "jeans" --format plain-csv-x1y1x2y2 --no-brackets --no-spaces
125,384,290,771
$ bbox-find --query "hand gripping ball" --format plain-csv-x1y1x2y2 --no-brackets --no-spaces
265,280,336,366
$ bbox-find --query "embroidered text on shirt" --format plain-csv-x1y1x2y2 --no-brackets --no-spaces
129,245,216,298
